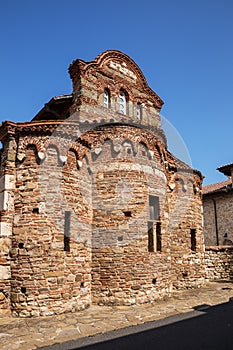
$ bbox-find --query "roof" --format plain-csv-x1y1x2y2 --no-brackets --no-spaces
32,94,73,121
166,151,203,177
203,178,232,195
217,162,233,176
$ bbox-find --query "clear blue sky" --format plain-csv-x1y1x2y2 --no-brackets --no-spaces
0,0,232,185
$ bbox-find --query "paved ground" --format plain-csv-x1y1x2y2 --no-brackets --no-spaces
0,280,233,350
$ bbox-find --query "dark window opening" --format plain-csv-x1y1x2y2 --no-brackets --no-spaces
64,211,71,252
152,278,157,285
118,236,123,241
80,282,84,288
21,287,26,294
18,243,24,249
123,210,132,217
191,229,197,252
156,222,162,252
148,221,154,252
182,273,188,278
32,207,39,214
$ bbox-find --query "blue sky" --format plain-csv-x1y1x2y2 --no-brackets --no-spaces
0,0,232,184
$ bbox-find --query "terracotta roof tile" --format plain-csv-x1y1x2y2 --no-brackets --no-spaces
218,162,233,169
217,162,233,176
203,178,232,195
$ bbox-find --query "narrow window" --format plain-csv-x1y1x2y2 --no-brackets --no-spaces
136,103,142,120
148,196,161,252
119,89,127,115
190,229,196,252
147,221,162,252
104,89,110,108
149,195,160,221
148,221,154,252
156,222,162,251
64,211,71,252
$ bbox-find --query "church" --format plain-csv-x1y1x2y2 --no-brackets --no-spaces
0,50,205,317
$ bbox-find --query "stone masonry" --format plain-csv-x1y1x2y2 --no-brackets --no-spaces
203,163,233,281
203,163,233,246
0,50,205,317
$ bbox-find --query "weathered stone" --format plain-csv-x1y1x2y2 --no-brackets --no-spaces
0,50,207,317
0,266,11,280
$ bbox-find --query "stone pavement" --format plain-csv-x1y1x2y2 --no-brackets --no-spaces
0,280,233,350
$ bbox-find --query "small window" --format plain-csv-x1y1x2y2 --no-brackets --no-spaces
149,195,160,221
190,229,196,252
148,196,161,252
64,211,71,252
148,221,154,252
156,222,162,251
104,89,110,108
148,221,161,252
119,89,127,115
136,103,142,120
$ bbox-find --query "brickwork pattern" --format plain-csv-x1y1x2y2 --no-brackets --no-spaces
0,50,205,316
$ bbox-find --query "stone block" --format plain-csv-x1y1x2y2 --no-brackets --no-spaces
45,271,64,278
0,222,12,237
0,265,11,279
0,238,11,253
4,174,15,190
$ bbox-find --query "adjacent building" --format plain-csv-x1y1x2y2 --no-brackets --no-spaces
203,163,233,246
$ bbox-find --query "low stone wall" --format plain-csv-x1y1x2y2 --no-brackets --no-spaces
205,246,233,280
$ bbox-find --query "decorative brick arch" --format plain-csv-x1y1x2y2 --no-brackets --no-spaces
73,125,168,174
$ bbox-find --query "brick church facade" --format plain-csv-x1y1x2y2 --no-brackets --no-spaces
0,50,205,317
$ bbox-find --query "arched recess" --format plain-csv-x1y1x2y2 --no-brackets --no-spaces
121,139,136,157
137,141,150,158
44,144,63,167
17,144,41,165
17,138,45,163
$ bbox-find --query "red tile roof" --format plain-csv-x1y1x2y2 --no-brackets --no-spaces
203,178,232,195
217,162,233,176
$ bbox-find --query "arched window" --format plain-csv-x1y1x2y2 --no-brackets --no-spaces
136,103,142,120
104,89,110,108
119,89,127,115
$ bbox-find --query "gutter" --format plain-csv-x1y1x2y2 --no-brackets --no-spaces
212,198,219,246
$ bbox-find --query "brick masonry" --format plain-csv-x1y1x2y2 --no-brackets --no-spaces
0,50,206,317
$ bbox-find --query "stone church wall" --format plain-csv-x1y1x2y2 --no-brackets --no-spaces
0,50,207,316
10,137,92,317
